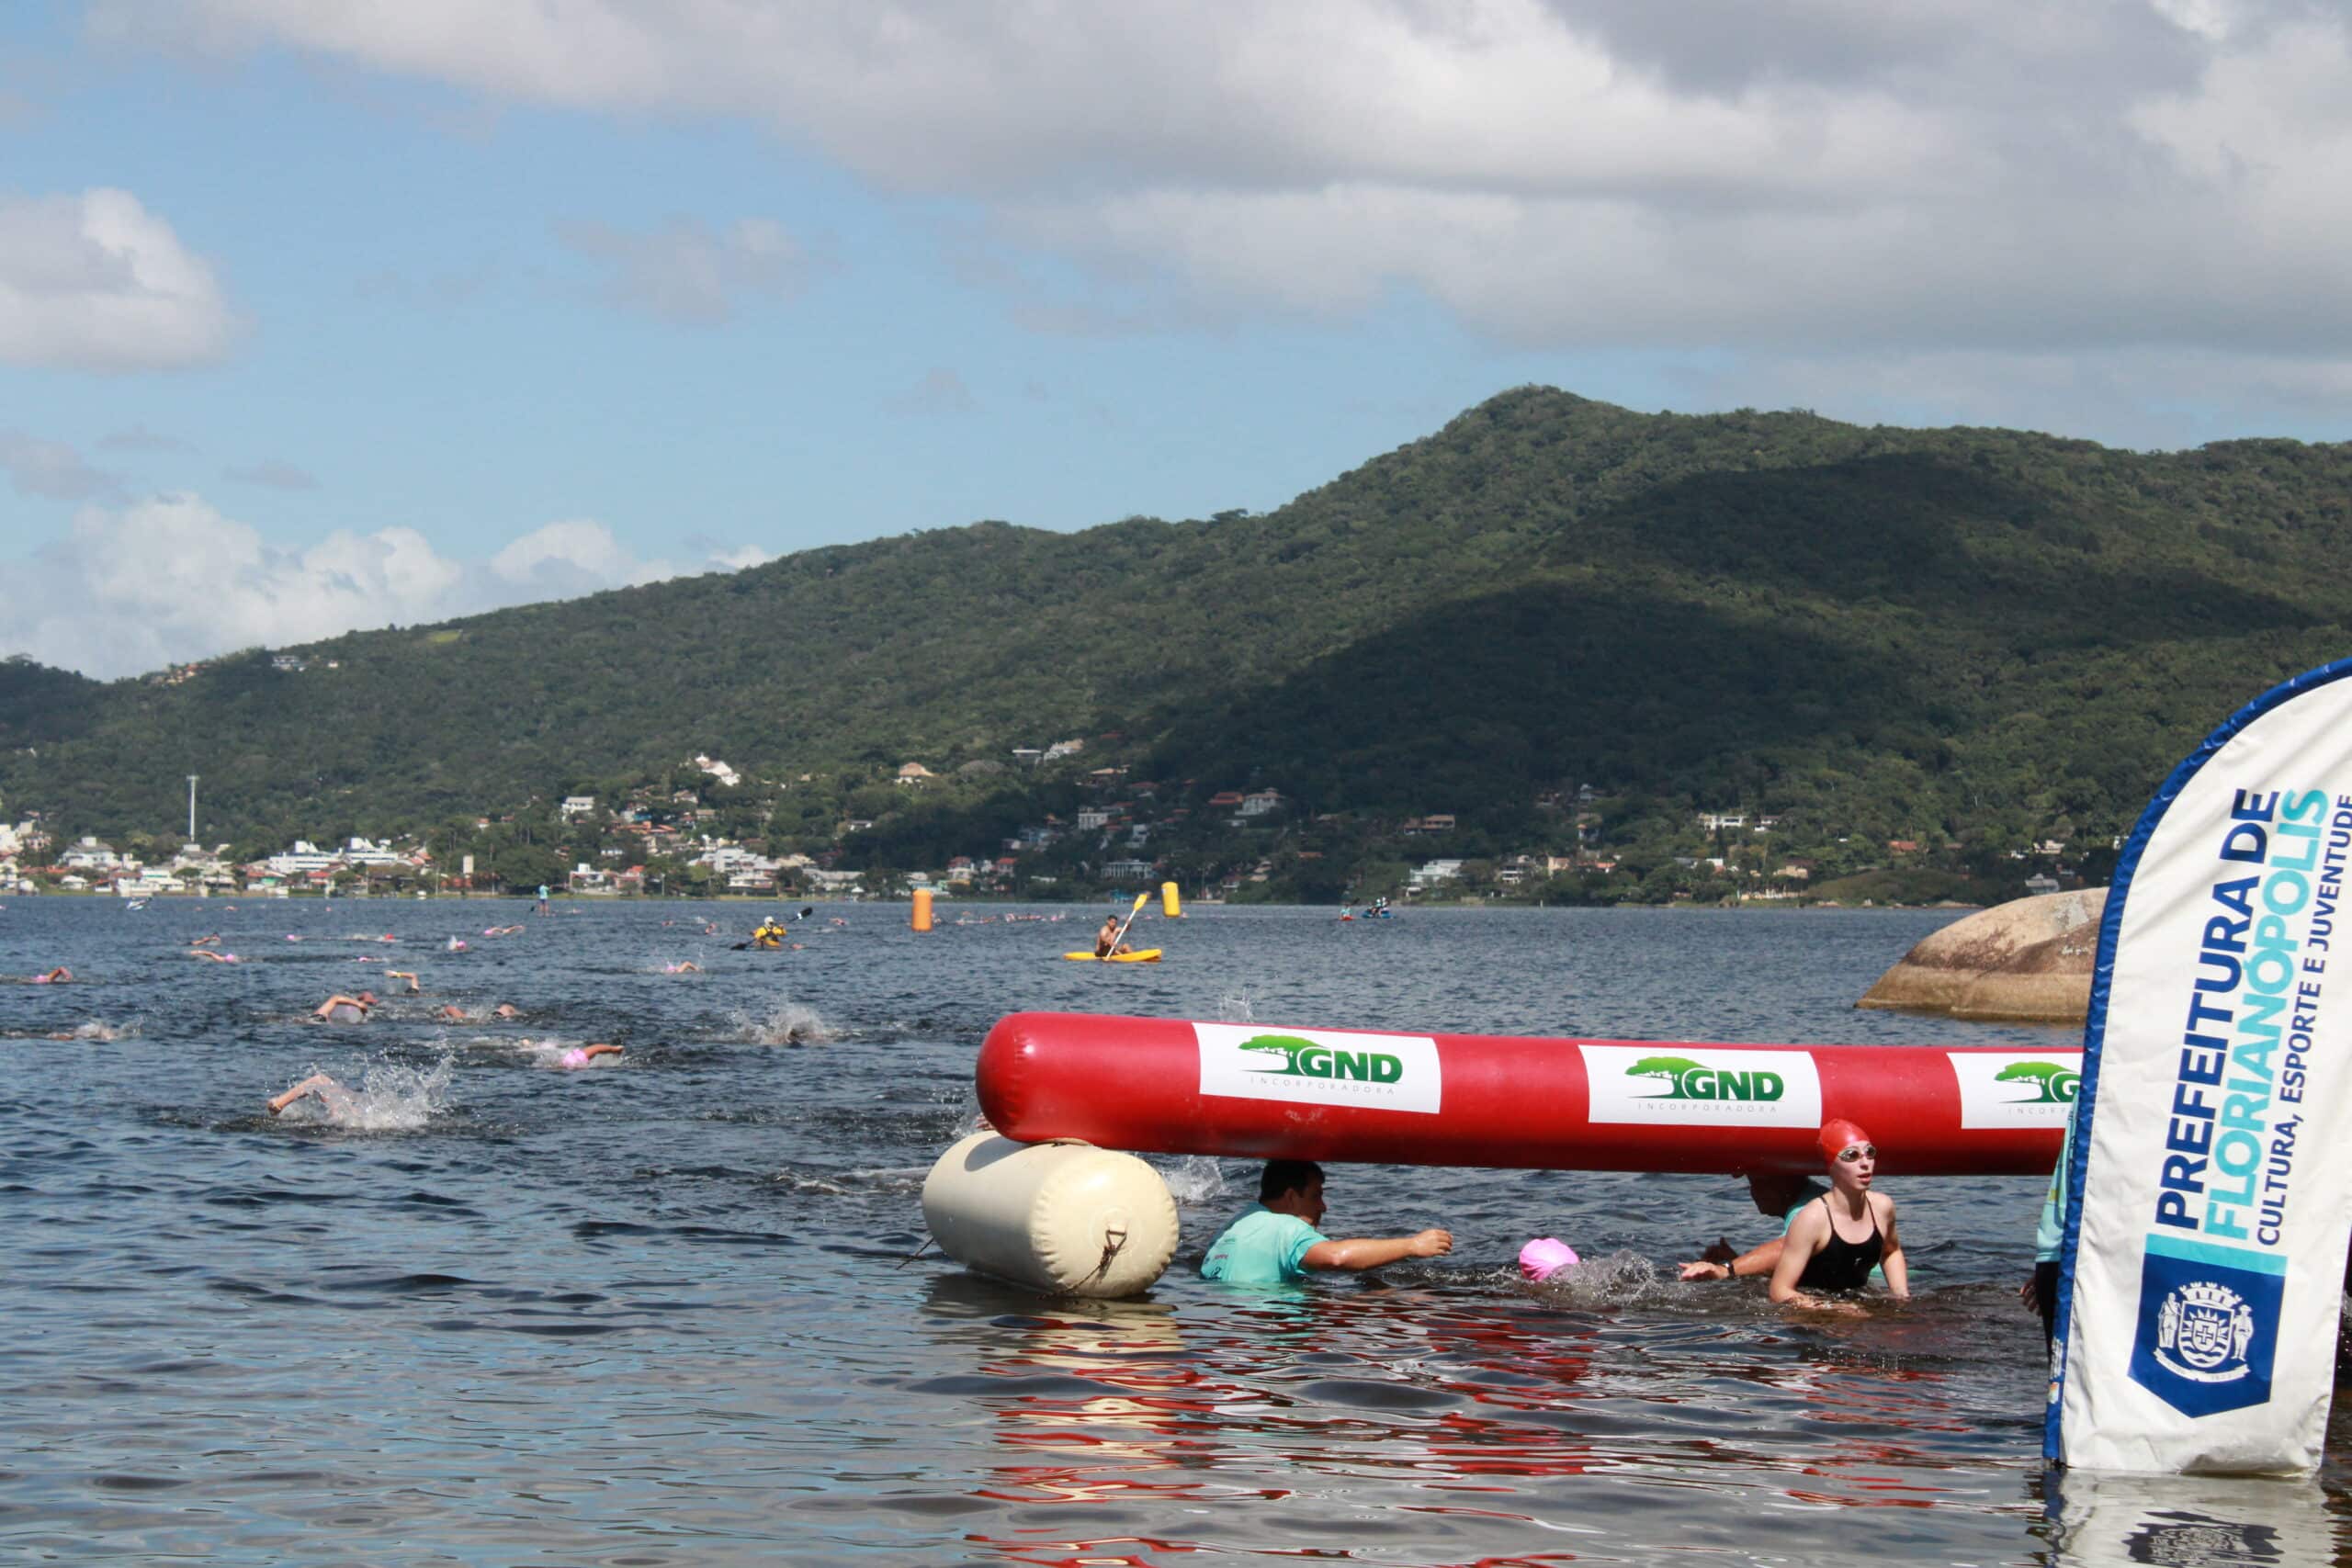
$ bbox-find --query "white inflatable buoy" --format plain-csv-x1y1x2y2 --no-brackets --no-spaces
922,1133,1179,1298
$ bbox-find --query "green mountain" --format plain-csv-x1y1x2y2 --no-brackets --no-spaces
5,388,2349,877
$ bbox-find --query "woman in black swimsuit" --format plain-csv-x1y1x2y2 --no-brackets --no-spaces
1770,1118,1910,1308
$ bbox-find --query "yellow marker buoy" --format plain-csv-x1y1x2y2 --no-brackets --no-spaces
1160,881,1182,919
911,886,933,931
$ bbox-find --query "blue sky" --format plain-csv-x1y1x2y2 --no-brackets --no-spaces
4,1,2348,676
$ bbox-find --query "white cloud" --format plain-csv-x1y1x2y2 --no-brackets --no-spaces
225,458,321,491
552,216,813,324
0,496,768,679
89,0,2352,432
0,431,119,501
0,187,240,369
98,423,189,453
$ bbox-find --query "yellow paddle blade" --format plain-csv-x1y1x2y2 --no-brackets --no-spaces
1130,893,1148,912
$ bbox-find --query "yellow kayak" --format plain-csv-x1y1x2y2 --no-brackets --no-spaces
1062,949,1163,964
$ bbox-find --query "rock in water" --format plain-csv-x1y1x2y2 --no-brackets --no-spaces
1858,887,2105,1022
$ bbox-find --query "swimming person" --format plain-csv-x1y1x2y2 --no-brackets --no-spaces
189,949,241,964
386,970,422,993
29,966,72,984
267,1073,360,1121
555,1043,623,1071
1676,1170,1853,1282
312,991,377,1022
1768,1119,1909,1308
1520,1237,1579,1281
664,961,701,974
1201,1158,1453,1283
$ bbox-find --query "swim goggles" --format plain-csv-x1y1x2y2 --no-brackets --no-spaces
1836,1143,1877,1162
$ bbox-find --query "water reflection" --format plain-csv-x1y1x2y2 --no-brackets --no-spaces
2041,1468,2340,1566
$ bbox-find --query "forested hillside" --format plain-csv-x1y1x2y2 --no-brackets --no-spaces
4,387,2349,885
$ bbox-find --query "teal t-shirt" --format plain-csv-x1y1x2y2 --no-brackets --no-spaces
1201,1205,1327,1283
2036,1115,2076,1263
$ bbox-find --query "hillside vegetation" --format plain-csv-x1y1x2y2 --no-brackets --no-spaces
5,388,2349,896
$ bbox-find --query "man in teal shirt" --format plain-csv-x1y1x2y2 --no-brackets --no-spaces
2021,1113,2075,1350
1201,1159,1453,1284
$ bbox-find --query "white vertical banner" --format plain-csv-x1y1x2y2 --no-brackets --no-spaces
2051,659,2352,1473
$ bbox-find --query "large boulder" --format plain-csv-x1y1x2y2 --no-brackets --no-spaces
1858,887,2105,1022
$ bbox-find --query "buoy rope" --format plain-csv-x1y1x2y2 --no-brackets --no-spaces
1081,1225,1129,1285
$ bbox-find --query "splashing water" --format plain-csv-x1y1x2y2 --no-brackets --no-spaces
277,1055,452,1133
729,1000,831,1045
1214,988,1255,1022
1157,1155,1230,1207
1523,1248,1668,1307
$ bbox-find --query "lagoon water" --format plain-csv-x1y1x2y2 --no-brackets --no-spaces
3,897,2346,1565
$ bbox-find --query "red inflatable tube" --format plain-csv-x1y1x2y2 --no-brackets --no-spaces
978,1012,2077,1176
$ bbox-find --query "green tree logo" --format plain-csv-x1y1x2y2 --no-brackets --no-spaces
1629,1055,1709,1096
1994,1060,2081,1103
1239,1035,1317,1073
1626,1055,1784,1102
1238,1033,1403,1085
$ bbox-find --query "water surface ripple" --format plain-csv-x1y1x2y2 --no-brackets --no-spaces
2,898,2343,1563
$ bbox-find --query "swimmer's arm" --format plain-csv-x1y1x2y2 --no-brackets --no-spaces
1680,1234,1787,1282
1766,1208,1826,1305
1302,1229,1453,1271
1877,1200,1909,1298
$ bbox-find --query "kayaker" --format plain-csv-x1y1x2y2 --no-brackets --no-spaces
1203,1159,1453,1283
1093,915,1131,957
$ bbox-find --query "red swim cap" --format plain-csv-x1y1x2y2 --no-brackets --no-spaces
1817,1118,1871,1164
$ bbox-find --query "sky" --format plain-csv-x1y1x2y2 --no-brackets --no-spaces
3,0,2349,678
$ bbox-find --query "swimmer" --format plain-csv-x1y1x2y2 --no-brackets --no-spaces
268,1073,359,1121
447,937,469,953
664,961,702,974
30,966,71,984
189,949,241,964
492,1003,520,1020
386,970,422,993
1520,1237,1579,1282
1678,1170,1843,1282
554,1043,623,1071
436,1003,469,1022
311,991,378,1022
1768,1120,1909,1309
187,933,221,948
1201,1159,1453,1283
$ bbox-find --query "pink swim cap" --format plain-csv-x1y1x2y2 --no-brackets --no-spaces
559,1047,591,1070
1519,1237,1579,1281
